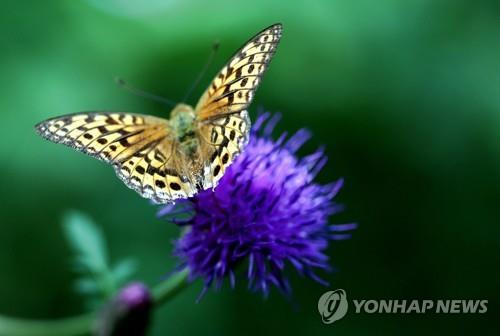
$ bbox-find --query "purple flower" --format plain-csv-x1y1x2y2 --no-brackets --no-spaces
118,283,151,310
97,282,152,336
159,113,356,298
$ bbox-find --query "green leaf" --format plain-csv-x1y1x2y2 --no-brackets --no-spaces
62,210,140,306
73,277,100,295
62,210,108,273
112,258,138,286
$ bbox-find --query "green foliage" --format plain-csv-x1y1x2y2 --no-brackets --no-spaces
63,211,137,307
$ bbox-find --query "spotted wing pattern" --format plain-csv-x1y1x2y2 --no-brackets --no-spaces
195,23,282,120
194,23,282,189
35,112,196,203
196,110,250,189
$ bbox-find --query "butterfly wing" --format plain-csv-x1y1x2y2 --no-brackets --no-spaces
36,112,196,203
195,23,282,120
196,110,251,189
194,23,282,188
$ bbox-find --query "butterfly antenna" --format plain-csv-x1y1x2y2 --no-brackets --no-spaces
115,77,177,107
183,41,220,103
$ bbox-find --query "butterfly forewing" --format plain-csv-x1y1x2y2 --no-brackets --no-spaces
195,23,282,120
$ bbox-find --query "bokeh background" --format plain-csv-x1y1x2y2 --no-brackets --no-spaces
1,0,499,335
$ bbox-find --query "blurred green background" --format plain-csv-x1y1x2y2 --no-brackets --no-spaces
1,0,499,335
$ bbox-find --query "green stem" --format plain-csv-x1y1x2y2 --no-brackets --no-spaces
0,270,189,336
152,268,189,305
0,313,95,336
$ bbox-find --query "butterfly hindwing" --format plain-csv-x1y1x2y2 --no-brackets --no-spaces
197,110,250,189
114,138,196,203
195,23,282,120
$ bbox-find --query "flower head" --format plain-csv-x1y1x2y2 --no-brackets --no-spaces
159,113,355,298
97,282,152,336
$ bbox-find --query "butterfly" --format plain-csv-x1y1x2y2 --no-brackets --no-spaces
35,23,282,204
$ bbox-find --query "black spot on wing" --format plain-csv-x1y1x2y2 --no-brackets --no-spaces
229,130,236,141
222,153,229,164
213,165,221,176
169,182,181,191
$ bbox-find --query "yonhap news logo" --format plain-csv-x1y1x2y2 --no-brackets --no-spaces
318,289,349,324
318,289,488,324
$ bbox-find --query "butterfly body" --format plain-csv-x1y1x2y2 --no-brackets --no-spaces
36,24,283,203
169,103,198,156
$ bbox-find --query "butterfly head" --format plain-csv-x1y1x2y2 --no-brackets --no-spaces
171,103,195,128
170,103,194,119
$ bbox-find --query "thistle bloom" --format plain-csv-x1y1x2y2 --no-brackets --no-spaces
159,113,356,298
